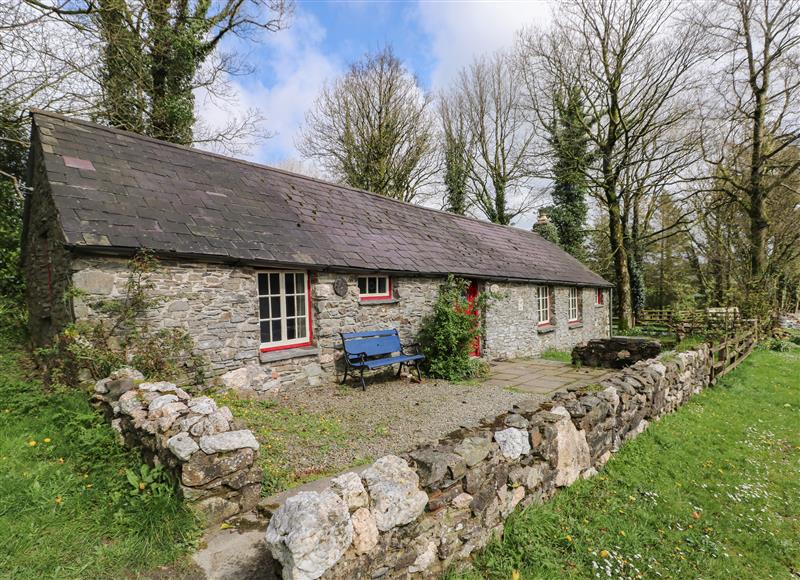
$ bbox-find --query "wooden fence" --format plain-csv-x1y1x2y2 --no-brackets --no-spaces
709,320,761,382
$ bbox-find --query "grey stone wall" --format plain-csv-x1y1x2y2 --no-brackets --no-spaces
484,284,610,359
264,345,715,579
68,257,610,390
91,367,262,523
311,274,441,376
23,135,75,347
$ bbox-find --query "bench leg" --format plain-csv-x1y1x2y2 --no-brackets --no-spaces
415,362,422,383
396,362,404,378
341,365,349,385
359,367,366,391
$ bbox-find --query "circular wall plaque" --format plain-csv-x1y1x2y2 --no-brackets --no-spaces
333,277,349,297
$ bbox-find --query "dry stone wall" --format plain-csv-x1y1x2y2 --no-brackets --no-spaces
264,346,713,579
91,367,261,522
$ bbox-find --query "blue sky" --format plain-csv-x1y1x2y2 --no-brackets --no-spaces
197,1,552,167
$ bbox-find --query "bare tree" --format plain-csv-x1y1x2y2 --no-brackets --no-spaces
298,47,436,202
518,0,706,328
450,52,539,225
697,0,800,284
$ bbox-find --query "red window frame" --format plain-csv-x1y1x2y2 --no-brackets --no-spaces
358,275,393,301
258,271,313,353
596,288,604,305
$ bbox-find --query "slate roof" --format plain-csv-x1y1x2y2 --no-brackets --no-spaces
30,110,611,287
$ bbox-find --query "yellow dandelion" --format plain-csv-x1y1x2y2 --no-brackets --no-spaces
58,457,65,464
619,530,626,537
511,571,521,580
43,437,51,443
54,496,62,505
85,484,93,489
28,440,37,447
139,482,146,491
600,550,610,558
565,535,573,543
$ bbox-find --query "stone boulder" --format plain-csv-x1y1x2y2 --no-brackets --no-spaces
550,407,591,487
265,490,353,580
494,428,531,460
362,455,428,531
198,430,259,454
330,472,368,511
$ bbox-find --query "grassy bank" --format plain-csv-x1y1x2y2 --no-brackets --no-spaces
459,347,800,579
0,338,200,578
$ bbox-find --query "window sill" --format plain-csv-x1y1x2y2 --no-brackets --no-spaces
359,298,399,305
259,345,318,364
568,322,584,329
537,324,556,335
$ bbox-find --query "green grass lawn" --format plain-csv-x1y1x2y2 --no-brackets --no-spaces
0,338,200,579
457,346,800,579
539,348,573,363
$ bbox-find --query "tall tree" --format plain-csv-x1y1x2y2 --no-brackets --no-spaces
24,0,290,148
697,0,800,289
518,0,705,329
547,85,590,259
298,47,436,202
438,93,471,215
452,52,538,224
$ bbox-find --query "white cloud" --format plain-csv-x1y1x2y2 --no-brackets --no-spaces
416,0,552,89
195,9,341,166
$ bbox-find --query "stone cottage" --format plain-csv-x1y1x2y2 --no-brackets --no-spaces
23,111,612,391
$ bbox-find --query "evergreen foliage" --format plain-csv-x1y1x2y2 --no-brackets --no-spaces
547,86,590,260
418,276,489,381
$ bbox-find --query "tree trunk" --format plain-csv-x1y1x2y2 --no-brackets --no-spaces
609,203,633,328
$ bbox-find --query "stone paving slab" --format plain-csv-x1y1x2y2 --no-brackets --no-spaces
488,359,614,395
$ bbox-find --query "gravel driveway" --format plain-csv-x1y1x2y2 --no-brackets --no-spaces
240,371,541,490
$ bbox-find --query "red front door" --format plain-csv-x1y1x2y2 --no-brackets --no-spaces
465,280,481,357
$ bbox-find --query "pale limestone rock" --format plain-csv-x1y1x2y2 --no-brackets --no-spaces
362,455,428,532
148,394,179,413
550,406,591,487
108,367,144,382
118,390,144,416
94,377,111,394
330,472,368,511
626,419,649,440
350,507,378,554
409,541,437,573
265,490,353,580
494,427,531,460
167,432,199,461
199,430,259,454
189,397,217,415
452,492,473,509
139,381,178,393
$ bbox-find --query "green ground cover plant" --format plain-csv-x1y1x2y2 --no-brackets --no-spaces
539,348,573,363
0,335,200,578
456,347,800,579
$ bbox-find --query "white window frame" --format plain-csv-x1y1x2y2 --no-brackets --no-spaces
536,286,551,325
357,275,391,300
568,287,581,322
257,270,312,351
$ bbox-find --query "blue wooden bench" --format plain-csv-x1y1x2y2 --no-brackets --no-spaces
340,329,424,390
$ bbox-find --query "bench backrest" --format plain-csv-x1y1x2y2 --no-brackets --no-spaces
341,329,402,359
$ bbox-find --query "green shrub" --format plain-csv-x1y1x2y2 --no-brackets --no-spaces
419,276,491,381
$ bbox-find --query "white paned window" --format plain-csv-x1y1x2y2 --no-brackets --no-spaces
568,287,581,322
257,271,311,350
357,275,391,300
536,286,551,325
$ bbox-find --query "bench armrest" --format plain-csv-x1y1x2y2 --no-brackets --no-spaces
345,351,368,366
401,342,421,355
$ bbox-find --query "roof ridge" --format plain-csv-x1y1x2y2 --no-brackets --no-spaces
30,109,556,243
